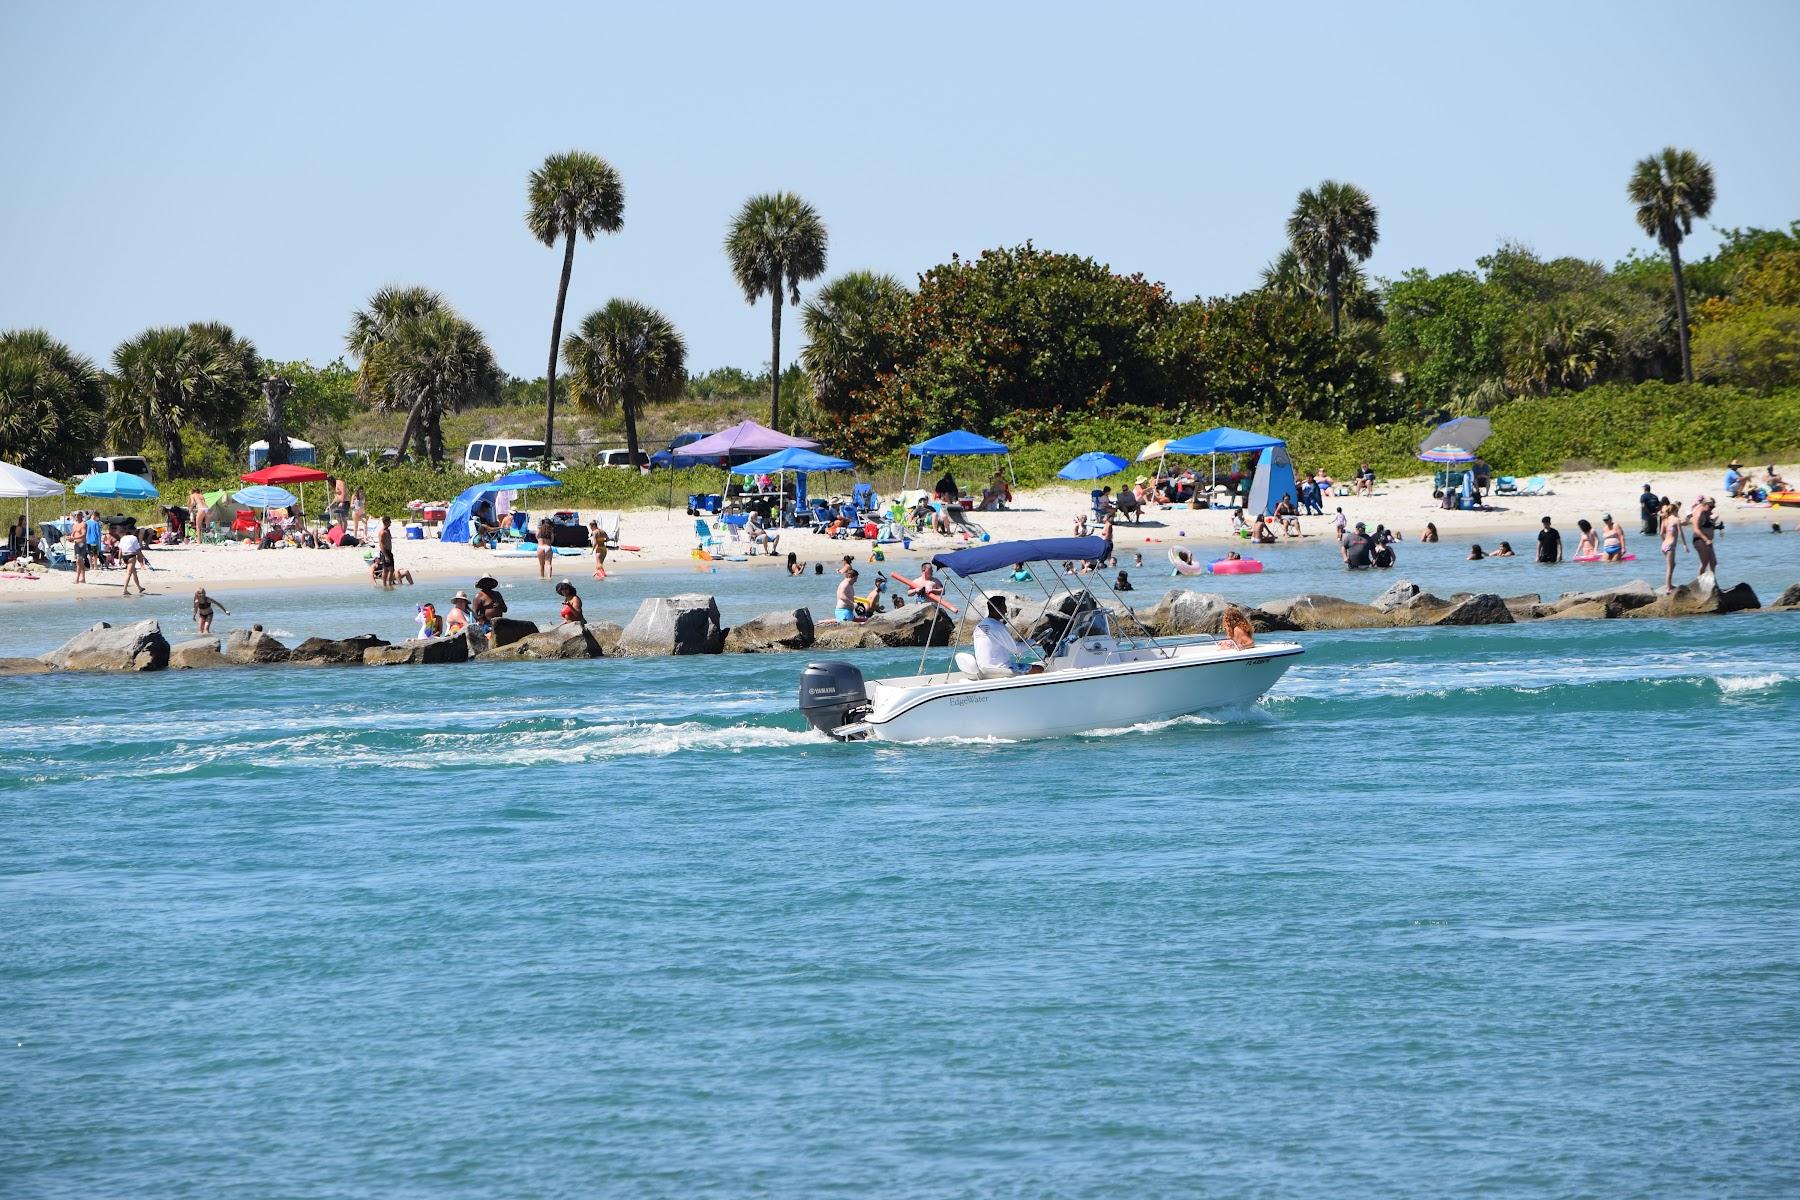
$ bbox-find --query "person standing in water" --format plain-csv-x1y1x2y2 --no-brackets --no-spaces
1659,501,1688,592
1574,519,1599,559
1601,515,1628,562
1691,496,1720,577
1638,484,1661,538
192,588,229,633
1536,516,1563,564
589,520,611,579
835,566,859,622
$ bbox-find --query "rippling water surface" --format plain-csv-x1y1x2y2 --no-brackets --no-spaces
5,544,1800,1195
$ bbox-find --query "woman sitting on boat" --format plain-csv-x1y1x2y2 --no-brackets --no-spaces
1217,606,1256,650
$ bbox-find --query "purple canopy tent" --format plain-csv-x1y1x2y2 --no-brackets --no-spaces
668,420,821,515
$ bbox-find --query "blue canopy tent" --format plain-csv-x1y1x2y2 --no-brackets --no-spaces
441,470,561,544
730,447,855,522
1163,426,1287,506
932,536,1107,577
902,429,1013,497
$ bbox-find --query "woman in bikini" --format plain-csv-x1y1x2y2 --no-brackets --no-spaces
1600,515,1627,562
536,516,556,579
1659,501,1688,593
1574,519,1599,559
192,588,229,633
554,579,585,625
1216,606,1256,650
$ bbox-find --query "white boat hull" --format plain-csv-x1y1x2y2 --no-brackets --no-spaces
856,643,1301,742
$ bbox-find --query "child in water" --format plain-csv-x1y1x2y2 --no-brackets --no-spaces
416,602,443,638
1115,570,1134,592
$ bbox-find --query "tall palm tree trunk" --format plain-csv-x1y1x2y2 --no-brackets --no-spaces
544,230,578,458
769,269,784,429
623,398,641,468
1669,239,1693,383
1327,269,1342,338
397,394,427,463
164,428,186,478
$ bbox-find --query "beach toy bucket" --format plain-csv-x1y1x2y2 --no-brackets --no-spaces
901,536,912,550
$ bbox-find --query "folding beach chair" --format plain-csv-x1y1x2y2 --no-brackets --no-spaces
941,504,986,541
720,513,748,549
693,518,719,552
1494,476,1518,495
1521,476,1551,496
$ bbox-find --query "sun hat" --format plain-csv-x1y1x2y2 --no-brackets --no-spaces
476,576,498,590
453,590,469,601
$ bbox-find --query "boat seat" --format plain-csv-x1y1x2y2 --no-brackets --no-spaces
954,651,1012,680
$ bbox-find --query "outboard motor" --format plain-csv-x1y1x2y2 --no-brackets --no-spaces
798,660,870,739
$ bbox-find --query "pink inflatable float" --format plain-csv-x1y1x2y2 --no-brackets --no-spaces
1573,554,1637,563
1209,557,1264,575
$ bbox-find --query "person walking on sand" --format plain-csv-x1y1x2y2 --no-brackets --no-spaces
188,488,207,542
1536,516,1563,564
1691,496,1720,578
192,588,229,634
118,527,146,595
375,516,413,587
83,509,102,573
1659,501,1688,592
1332,507,1347,543
351,486,368,541
536,516,556,579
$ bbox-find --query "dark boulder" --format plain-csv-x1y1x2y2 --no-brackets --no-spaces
364,636,471,666
223,627,290,664
290,633,389,665
724,607,817,653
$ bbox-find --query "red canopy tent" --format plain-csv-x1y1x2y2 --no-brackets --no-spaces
241,463,330,520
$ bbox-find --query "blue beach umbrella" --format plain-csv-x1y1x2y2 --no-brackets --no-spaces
75,471,159,500
233,485,299,508
1417,445,1477,464
1057,452,1130,481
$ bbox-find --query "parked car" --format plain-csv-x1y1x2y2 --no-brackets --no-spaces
340,448,402,469
86,455,154,483
596,448,649,469
462,439,566,475
247,438,318,469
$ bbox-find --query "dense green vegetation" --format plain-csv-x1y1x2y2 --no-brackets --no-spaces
5,144,1796,519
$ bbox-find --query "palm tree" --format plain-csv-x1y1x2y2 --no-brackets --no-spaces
526,151,625,461
384,310,501,464
801,271,908,414
1260,249,1382,326
108,323,259,476
346,285,447,411
0,329,107,477
561,300,687,467
1628,147,1717,383
725,192,828,428
1285,181,1380,336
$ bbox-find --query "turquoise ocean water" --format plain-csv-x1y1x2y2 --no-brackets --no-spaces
5,527,1799,1196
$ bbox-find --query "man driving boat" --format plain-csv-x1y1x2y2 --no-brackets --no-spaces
972,596,1044,675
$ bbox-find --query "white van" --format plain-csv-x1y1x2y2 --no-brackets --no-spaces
88,455,155,483
462,439,565,475
596,448,648,469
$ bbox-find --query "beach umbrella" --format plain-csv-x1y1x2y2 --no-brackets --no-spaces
1057,452,1130,481
1417,445,1478,464
0,460,66,531
1136,438,1174,462
243,463,328,516
75,471,159,500
1419,416,1492,456
233,485,298,508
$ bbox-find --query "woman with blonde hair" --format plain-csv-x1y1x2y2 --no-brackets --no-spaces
1659,501,1688,593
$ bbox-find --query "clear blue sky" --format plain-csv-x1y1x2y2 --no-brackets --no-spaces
3,0,1796,379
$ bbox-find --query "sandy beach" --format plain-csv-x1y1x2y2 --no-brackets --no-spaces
0,466,1766,603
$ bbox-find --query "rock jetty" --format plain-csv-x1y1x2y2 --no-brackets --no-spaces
21,574,1796,675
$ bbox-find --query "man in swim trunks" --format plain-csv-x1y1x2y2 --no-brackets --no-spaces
835,567,859,622
1639,484,1661,537
1341,522,1373,569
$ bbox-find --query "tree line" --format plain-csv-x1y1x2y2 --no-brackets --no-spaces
5,144,1794,479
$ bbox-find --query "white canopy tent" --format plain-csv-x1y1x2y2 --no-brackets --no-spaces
0,460,67,538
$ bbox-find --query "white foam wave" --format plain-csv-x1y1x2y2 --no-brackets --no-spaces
1715,672,1789,695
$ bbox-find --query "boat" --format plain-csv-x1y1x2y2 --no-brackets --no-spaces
797,536,1303,742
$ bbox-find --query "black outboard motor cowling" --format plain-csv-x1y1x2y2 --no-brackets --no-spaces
798,660,870,738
